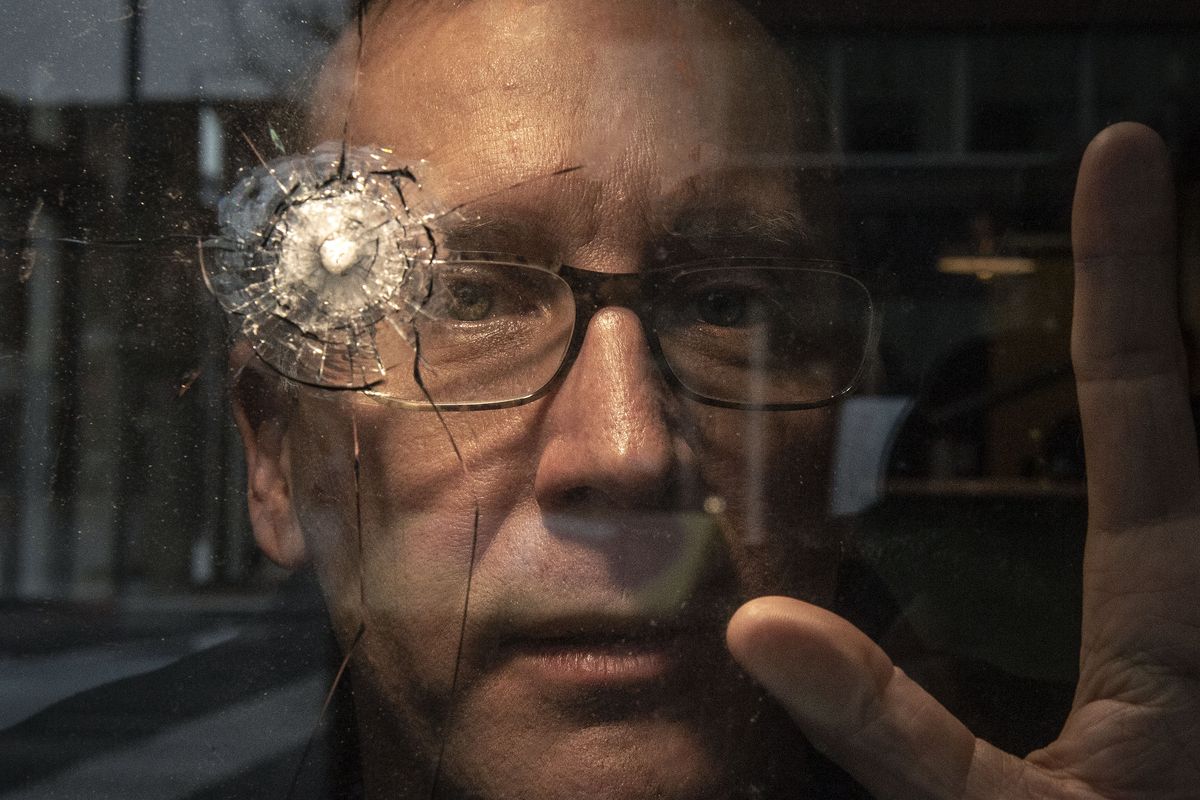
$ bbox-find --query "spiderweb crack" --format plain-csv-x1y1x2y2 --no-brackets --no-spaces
205,142,443,389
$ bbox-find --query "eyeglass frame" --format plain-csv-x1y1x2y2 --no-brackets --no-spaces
357,252,878,412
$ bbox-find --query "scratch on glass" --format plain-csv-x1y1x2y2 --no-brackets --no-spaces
19,198,45,284
176,367,204,398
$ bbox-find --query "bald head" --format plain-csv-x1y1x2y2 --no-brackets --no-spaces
306,0,824,168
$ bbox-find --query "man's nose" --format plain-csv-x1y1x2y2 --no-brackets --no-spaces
533,306,680,511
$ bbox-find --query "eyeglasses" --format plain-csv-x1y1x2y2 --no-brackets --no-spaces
355,253,876,411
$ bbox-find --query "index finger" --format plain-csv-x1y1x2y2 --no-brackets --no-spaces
1071,122,1198,532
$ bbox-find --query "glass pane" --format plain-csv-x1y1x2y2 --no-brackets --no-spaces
3,3,1199,800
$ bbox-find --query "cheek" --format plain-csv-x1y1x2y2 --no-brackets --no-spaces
691,405,839,598
354,401,545,522
693,405,835,513
291,399,547,686
286,403,359,629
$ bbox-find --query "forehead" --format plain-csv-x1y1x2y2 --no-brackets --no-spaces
309,0,817,212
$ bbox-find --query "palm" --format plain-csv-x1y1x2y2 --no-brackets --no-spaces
727,123,1200,798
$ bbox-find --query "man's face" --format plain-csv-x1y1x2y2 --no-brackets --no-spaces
253,2,843,797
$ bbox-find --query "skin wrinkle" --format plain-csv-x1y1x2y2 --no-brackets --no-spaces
1041,700,1176,796
1077,376,1200,530
1072,283,1184,378
1074,250,1177,264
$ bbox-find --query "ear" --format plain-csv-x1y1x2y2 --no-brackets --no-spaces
230,345,310,570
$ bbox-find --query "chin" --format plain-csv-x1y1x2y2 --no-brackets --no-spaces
418,658,796,800
355,644,791,800
440,717,739,800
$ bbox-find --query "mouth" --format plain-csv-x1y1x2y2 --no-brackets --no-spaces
497,619,703,689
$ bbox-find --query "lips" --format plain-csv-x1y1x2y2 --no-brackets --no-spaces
496,618,702,689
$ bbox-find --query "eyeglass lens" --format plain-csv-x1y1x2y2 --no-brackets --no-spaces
369,261,872,408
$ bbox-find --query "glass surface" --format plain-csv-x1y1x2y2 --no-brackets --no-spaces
1,3,1198,800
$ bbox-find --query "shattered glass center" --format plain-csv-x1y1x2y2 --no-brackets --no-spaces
205,145,443,388
318,233,365,276
269,190,397,330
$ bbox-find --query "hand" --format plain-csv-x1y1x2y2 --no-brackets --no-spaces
727,122,1200,799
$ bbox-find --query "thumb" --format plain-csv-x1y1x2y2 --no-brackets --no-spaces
726,596,1036,799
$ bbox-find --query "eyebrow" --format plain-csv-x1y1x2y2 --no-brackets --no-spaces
662,207,815,250
436,216,559,256
434,204,820,262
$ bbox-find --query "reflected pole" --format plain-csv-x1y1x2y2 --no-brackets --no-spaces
111,0,145,593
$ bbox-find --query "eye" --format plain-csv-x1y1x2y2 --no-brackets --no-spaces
426,265,550,324
684,280,778,329
696,288,749,327
446,279,493,321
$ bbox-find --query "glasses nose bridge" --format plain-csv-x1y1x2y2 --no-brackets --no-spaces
555,266,663,378
562,266,654,331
